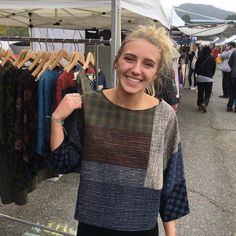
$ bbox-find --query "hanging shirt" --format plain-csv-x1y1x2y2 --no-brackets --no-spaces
36,69,61,157
54,70,79,109
0,63,29,205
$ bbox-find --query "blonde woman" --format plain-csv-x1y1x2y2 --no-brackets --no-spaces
50,25,190,236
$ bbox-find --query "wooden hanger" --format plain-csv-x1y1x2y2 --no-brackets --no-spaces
16,49,36,69
48,48,71,70
1,48,16,66
33,51,59,80
32,51,51,79
13,49,28,67
64,51,85,73
0,47,6,61
28,50,45,71
82,52,95,70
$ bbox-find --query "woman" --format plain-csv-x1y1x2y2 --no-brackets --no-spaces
195,46,216,112
49,25,190,236
218,43,234,99
188,43,199,90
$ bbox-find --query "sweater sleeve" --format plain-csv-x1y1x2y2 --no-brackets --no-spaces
49,109,84,174
159,113,190,222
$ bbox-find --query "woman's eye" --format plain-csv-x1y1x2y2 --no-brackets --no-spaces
124,56,133,62
144,63,154,68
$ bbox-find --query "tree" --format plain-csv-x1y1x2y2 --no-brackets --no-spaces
181,14,191,23
0,25,29,37
225,14,236,20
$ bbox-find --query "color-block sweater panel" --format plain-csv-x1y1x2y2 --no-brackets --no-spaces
51,91,189,231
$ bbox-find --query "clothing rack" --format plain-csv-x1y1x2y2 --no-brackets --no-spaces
0,35,111,235
0,213,75,236
0,36,111,45
0,35,111,87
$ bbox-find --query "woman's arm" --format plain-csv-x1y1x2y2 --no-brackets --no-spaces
50,113,65,151
50,93,82,151
159,112,190,234
163,220,176,236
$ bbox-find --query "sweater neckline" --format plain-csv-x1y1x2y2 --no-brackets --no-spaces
99,90,161,112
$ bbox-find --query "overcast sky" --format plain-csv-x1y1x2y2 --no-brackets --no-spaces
162,0,236,13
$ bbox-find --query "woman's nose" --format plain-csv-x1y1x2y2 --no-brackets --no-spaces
130,62,141,74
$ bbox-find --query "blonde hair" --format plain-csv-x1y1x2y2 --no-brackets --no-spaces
114,24,175,77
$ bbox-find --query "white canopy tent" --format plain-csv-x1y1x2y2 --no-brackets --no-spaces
215,35,236,46
178,24,230,37
224,35,236,43
0,0,184,29
0,0,185,85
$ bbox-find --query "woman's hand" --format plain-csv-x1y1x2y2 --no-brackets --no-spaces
52,93,82,120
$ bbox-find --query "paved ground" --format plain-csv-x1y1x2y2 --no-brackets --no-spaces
174,69,236,236
0,69,236,236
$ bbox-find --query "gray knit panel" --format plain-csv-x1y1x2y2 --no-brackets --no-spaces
163,108,180,171
144,101,180,190
81,160,146,187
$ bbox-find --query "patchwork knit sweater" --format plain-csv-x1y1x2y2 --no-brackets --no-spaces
51,91,190,231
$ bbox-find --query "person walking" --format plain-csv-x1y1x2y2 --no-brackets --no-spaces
195,46,216,112
227,43,236,111
188,43,199,90
219,42,235,98
49,25,190,236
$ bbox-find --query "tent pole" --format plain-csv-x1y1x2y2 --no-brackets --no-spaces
28,26,33,49
111,0,121,88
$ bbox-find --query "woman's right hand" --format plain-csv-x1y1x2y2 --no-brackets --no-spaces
52,93,82,121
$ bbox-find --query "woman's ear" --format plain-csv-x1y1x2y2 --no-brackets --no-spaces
114,56,118,70
114,62,118,71
154,70,160,81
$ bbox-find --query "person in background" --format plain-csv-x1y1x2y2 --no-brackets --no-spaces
49,25,190,236
188,43,199,90
218,42,235,98
154,68,179,111
227,43,236,112
211,45,221,59
233,99,236,112
195,45,216,112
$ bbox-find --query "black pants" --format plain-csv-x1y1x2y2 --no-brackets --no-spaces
197,82,213,106
188,67,196,87
77,222,158,236
227,78,236,109
222,71,230,97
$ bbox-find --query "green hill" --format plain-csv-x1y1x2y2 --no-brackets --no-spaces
175,3,235,20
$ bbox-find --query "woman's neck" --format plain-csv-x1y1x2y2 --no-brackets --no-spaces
103,88,159,110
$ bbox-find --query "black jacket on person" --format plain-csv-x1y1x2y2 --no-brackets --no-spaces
195,55,216,78
229,49,236,79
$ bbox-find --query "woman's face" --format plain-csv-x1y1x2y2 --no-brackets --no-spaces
115,38,161,95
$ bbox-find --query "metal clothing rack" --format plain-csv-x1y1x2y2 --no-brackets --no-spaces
0,36,111,45
0,35,111,235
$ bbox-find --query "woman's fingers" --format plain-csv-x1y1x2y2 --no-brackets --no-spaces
53,93,82,120
69,93,82,108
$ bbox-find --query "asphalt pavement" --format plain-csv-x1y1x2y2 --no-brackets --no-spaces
0,69,235,236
